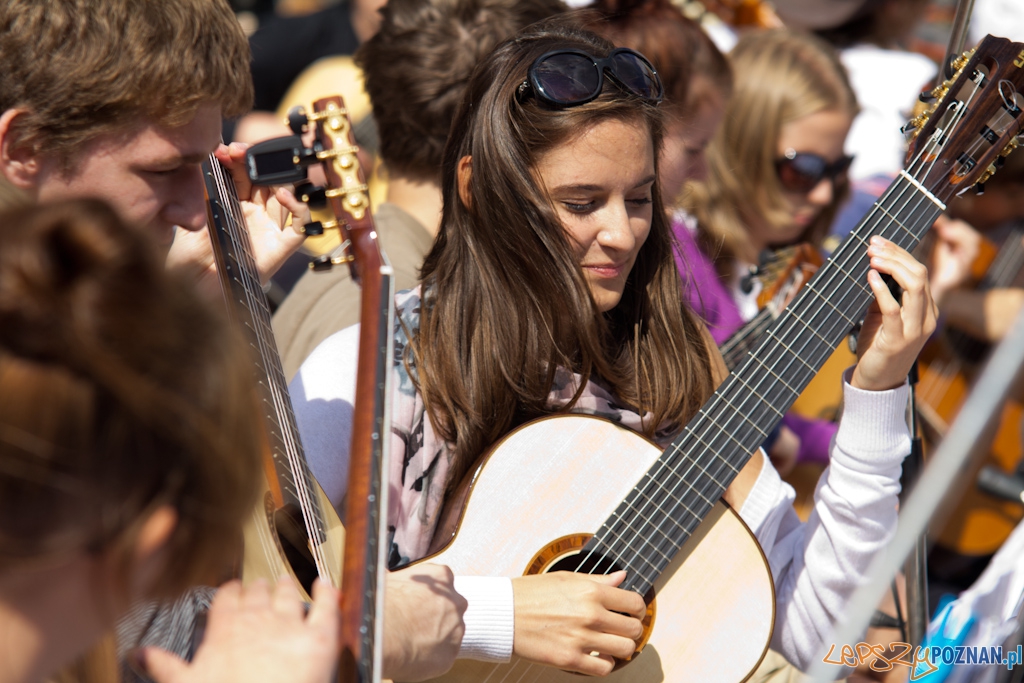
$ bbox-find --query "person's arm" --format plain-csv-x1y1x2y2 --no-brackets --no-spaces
941,287,1024,342
138,578,339,683
738,373,910,669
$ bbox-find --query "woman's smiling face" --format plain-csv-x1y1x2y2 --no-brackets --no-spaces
534,117,656,312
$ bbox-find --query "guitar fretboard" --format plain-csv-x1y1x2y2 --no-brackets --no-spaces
202,159,332,569
584,172,944,595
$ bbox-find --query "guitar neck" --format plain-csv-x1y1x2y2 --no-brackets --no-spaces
202,158,335,582
719,307,773,370
590,172,945,596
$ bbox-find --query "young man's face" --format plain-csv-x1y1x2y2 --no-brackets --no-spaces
33,103,222,250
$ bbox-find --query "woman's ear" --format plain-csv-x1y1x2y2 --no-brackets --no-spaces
128,505,178,597
457,155,473,209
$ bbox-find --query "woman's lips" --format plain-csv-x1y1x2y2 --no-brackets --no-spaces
582,261,629,278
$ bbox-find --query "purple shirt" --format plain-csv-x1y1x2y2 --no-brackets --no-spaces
671,214,745,345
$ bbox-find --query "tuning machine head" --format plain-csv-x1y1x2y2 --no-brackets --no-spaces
294,181,328,210
287,106,309,135
308,241,354,272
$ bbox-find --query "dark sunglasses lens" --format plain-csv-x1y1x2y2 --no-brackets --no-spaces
534,52,600,104
610,52,662,100
777,155,828,192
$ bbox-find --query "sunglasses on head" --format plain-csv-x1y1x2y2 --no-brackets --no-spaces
774,149,854,194
516,47,664,108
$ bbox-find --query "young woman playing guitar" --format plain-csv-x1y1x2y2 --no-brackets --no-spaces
291,17,936,680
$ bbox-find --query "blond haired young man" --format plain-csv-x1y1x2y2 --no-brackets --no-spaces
0,2,466,680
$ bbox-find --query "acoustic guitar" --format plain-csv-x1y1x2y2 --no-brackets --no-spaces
919,224,1024,556
719,243,823,371
405,36,1024,683
206,94,393,682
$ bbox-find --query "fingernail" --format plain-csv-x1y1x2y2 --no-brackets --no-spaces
126,648,149,677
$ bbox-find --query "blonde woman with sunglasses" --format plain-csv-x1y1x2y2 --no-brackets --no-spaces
292,16,938,678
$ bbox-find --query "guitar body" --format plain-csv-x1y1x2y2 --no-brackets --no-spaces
411,414,774,683
242,475,346,598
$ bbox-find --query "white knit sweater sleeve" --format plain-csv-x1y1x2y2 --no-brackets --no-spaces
738,369,911,671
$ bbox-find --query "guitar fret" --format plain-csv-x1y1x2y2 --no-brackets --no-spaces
803,283,859,327
607,172,949,579
874,203,917,241
742,357,798,402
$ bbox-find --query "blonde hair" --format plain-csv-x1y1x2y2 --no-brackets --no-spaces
685,29,857,274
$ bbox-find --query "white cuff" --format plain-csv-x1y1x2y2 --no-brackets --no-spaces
834,367,911,471
453,576,514,662
738,448,783,532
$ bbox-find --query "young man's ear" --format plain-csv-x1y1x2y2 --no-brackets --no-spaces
128,505,179,599
0,109,44,192
457,155,473,210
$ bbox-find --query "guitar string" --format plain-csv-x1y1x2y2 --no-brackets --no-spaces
208,162,335,581
487,60,1015,683
574,172,926,586
589,101,962,589
207,158,335,582
605,172,931,587
618,80,987,581
609,91,980,581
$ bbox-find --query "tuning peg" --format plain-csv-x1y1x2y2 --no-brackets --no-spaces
310,254,333,271
976,182,986,196
303,221,324,236
287,106,309,135
295,182,327,210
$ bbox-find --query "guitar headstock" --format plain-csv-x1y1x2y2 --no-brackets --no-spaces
904,35,1024,202
245,95,381,279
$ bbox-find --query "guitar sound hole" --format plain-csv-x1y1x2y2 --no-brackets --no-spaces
548,549,621,577
274,504,318,594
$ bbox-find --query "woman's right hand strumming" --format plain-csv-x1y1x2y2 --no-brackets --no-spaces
511,570,646,677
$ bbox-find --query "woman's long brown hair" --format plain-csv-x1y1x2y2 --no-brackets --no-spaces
413,18,715,496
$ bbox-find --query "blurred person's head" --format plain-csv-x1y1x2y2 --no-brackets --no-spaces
0,0,252,247
356,0,568,185
774,0,930,49
686,29,857,269
584,0,732,199
0,199,261,681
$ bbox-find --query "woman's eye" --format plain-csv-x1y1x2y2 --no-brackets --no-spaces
629,196,653,206
562,201,594,213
